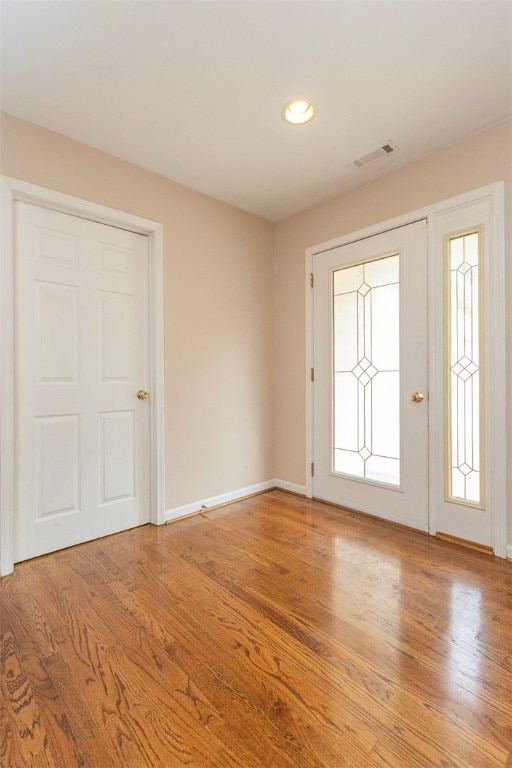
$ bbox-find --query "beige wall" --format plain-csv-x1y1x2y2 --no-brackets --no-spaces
2,112,510,540
274,118,511,539
1,112,275,509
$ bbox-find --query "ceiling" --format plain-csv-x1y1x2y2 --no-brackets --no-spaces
1,1,511,222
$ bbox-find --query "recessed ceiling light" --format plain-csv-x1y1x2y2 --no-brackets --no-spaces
282,99,315,125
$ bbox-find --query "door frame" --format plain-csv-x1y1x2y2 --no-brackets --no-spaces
305,183,507,557
0,176,166,575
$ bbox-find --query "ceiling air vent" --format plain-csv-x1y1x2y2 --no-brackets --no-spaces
352,141,398,168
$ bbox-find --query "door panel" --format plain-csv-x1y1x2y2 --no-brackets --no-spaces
99,290,134,380
313,222,429,530
99,410,135,504
36,414,81,518
14,202,150,562
36,281,79,381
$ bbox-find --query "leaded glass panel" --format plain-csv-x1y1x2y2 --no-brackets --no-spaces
446,230,483,505
333,254,400,485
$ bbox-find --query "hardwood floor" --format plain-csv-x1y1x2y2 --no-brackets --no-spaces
1,490,511,768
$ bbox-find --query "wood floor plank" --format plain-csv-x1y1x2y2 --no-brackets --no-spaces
214,497,512,702
0,632,54,767
171,506,511,687
44,578,244,767
100,538,372,768
107,572,369,768
194,501,512,724
150,529,508,767
28,545,307,768
98,516,507,768
1,490,511,767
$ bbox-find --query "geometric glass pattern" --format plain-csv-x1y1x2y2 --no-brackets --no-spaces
447,231,482,505
332,254,400,485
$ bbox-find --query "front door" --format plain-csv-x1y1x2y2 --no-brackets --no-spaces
313,221,429,530
14,202,151,562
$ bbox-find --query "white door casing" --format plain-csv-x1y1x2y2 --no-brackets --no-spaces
313,221,429,530
0,177,165,575
306,184,507,557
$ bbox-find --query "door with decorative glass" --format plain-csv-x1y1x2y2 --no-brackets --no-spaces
312,221,429,530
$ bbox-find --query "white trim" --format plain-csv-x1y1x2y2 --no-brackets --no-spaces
275,478,307,496
506,544,512,561
147,224,166,529
305,254,314,498
0,182,15,577
305,183,507,558
165,480,276,522
307,212,429,258
487,186,507,558
0,177,166,576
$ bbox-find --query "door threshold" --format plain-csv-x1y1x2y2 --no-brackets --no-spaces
435,532,494,556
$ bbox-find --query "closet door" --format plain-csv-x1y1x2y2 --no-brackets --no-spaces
14,202,151,562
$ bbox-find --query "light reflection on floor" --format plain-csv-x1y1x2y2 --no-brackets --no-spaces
446,580,483,702
333,534,402,632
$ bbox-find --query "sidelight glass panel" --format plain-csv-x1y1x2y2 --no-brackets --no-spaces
333,254,400,485
446,230,483,505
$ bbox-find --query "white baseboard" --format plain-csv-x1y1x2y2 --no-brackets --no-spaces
165,479,276,522
506,544,512,560
164,478,308,523
274,478,307,496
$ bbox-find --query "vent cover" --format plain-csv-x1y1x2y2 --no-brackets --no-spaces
352,141,398,168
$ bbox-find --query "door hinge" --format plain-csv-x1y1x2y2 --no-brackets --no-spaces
310,367,314,382
310,462,314,477
310,272,314,287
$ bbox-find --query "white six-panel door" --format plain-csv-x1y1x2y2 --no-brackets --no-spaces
14,202,150,562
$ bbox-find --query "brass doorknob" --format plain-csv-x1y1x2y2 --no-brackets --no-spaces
137,390,149,400
410,391,424,404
